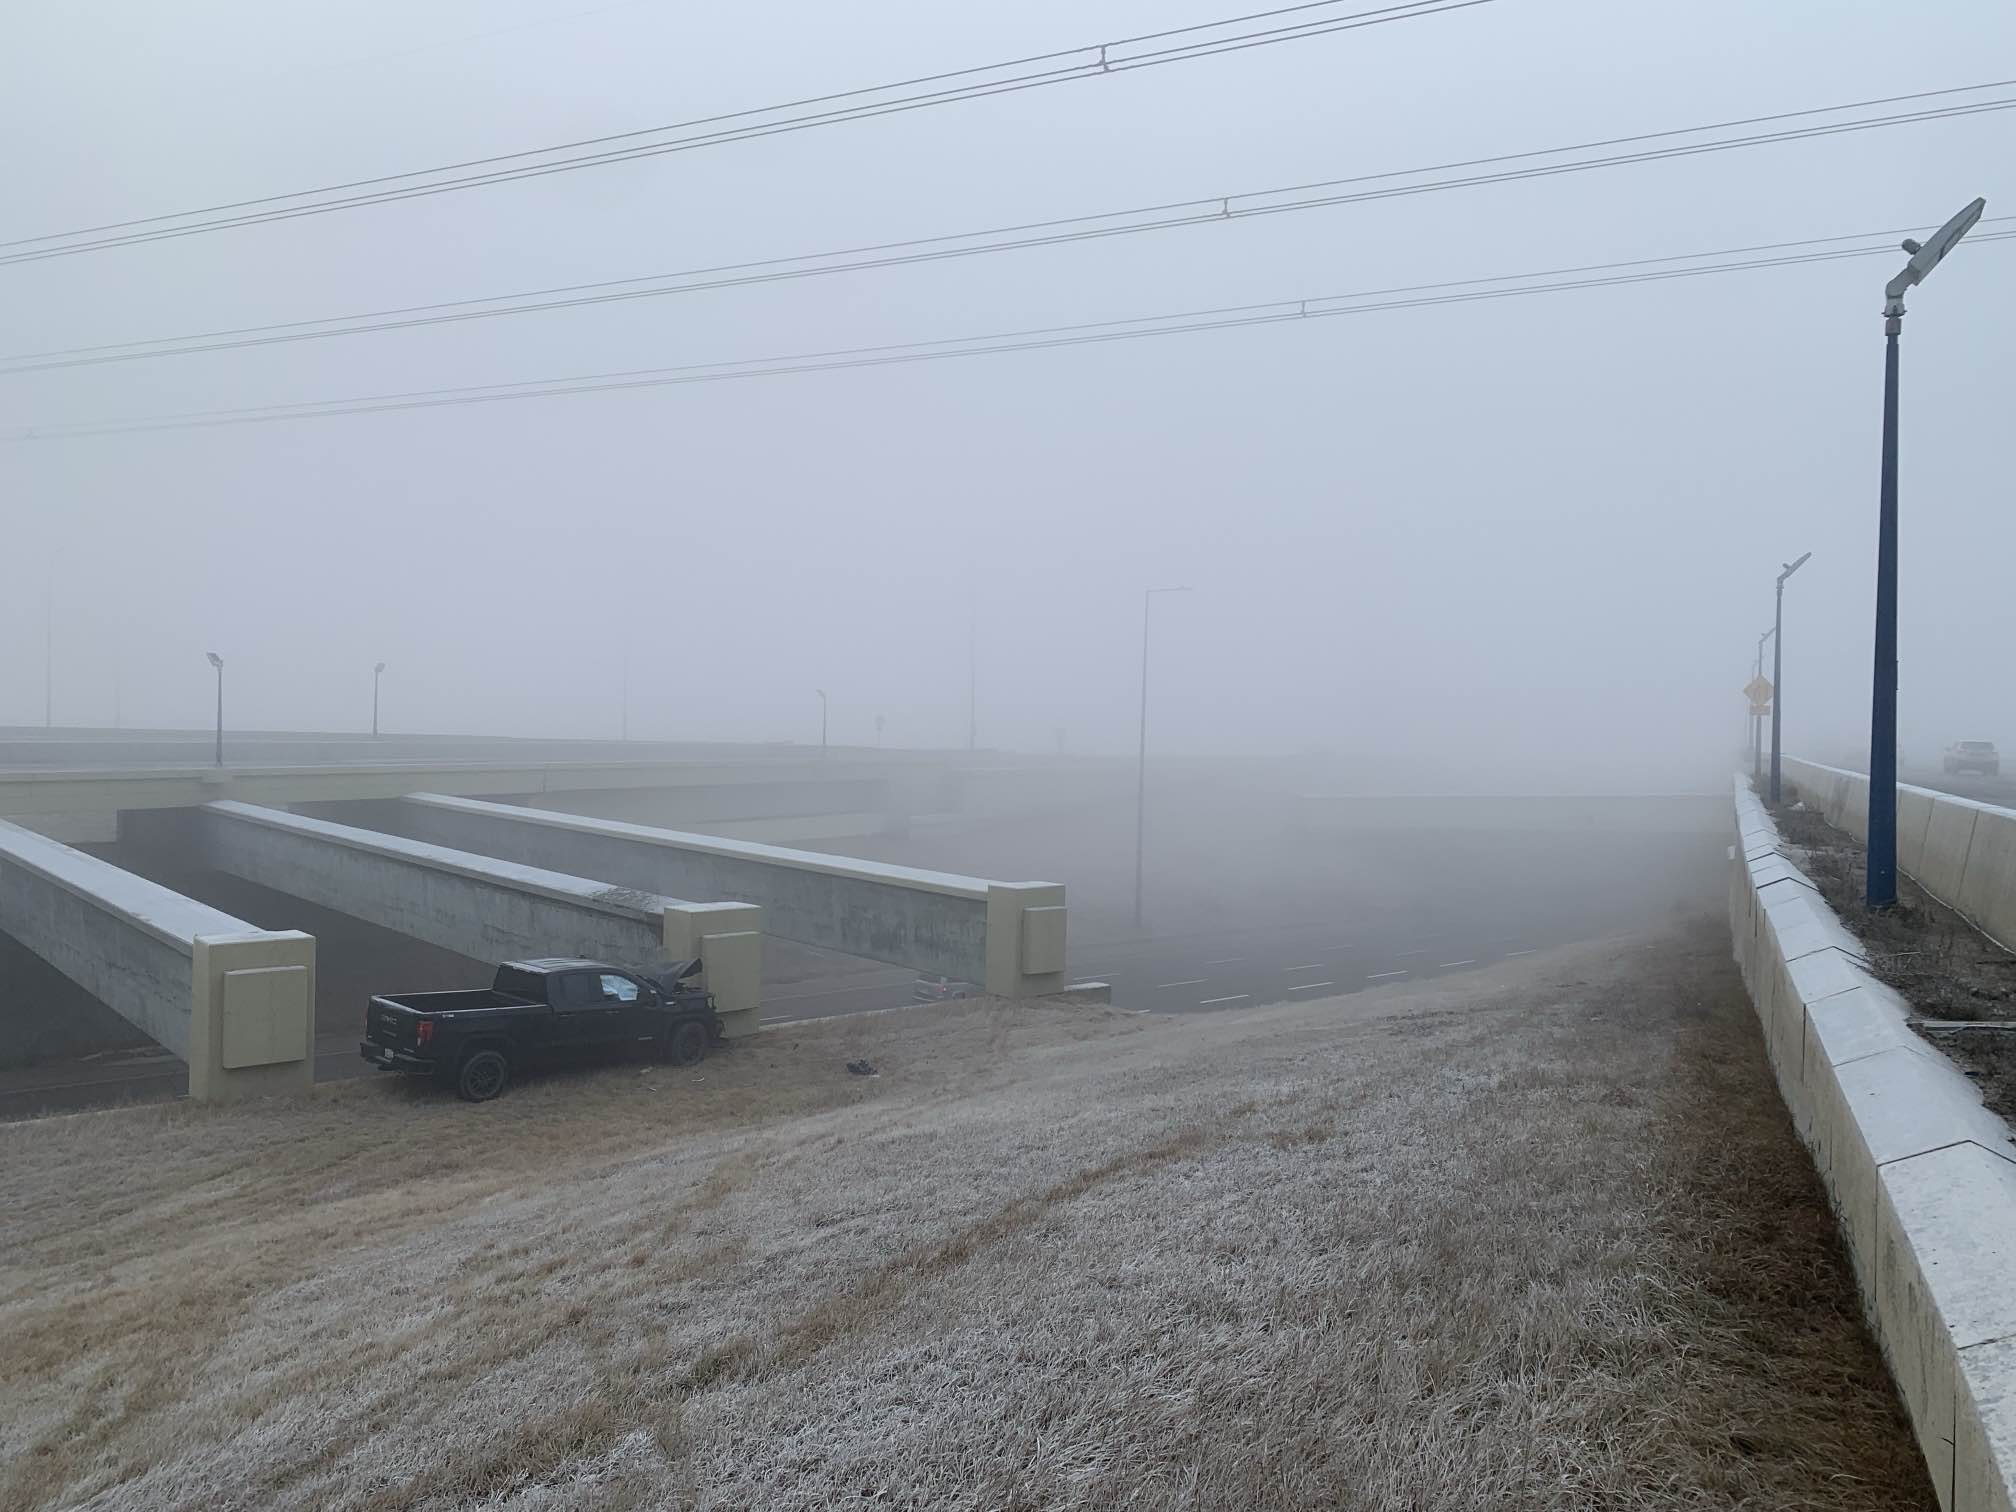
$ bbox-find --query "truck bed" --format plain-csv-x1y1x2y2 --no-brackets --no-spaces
371,988,533,1014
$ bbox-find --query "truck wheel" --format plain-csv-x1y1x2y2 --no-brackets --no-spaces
456,1049,510,1102
667,1020,710,1067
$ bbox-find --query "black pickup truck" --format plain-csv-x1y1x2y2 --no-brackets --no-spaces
360,957,720,1102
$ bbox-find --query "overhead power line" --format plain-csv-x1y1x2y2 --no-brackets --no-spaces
14,219,2011,442
0,0,1487,267
4,80,2009,376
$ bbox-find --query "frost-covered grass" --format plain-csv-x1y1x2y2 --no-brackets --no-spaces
0,923,1928,1511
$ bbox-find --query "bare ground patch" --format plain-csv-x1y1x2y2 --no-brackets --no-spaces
0,924,1927,1511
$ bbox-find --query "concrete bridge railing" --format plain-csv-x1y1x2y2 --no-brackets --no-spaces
194,801,765,1035
1783,758,2016,950
389,794,1067,998
0,819,314,1102
1730,779,2016,1509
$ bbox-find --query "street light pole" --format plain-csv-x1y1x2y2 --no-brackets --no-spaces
1769,553,1811,804
1868,196,1985,909
206,652,224,767
1134,586,1192,933
372,661,387,738
816,688,828,755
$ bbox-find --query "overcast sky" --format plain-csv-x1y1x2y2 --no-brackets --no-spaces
2,0,2009,784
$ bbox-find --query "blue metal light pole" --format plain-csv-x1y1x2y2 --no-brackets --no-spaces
1867,197,1985,909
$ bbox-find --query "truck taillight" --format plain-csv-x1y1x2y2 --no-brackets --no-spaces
416,1021,434,1047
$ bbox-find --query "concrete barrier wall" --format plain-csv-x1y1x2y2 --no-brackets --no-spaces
524,778,891,828
1728,780,2016,1510
195,802,764,1035
1785,758,2016,950
391,794,1067,998
0,818,314,1101
0,753,960,820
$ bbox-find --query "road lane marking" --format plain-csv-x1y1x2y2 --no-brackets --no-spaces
1203,957,1245,965
1283,963,1325,974
1367,970,1410,980
1395,949,1429,958
1155,978,1206,988
1437,959,1477,969
1505,948,1538,957
1198,994,1251,1006
1289,981,1335,992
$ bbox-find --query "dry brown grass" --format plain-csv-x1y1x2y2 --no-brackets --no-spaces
0,921,1928,1511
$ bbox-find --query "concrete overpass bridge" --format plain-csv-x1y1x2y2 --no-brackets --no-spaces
0,733,1077,1104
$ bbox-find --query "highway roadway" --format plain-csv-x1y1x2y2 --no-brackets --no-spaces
1900,764,2016,809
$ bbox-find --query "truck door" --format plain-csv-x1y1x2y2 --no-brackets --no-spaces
550,970,633,1055
596,971,653,1046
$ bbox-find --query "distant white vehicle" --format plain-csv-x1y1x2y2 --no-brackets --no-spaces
1943,741,2000,777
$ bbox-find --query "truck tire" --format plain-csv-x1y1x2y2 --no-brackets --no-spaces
456,1049,511,1102
667,1019,710,1067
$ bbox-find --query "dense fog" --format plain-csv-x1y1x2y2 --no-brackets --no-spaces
4,0,2009,785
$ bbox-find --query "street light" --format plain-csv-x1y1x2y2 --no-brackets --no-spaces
1751,627,1774,787
1868,196,1986,909
1768,552,1811,805
205,652,224,767
372,661,387,739
1134,586,1193,932
816,688,828,754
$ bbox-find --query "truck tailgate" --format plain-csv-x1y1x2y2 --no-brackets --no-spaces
366,998,425,1050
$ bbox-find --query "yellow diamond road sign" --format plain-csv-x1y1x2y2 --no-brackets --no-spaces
1744,675,1773,706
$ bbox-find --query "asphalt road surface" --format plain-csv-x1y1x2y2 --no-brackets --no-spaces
1900,763,2016,808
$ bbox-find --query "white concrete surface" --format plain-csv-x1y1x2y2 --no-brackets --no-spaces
0,819,314,1101
1729,778,2016,1511
392,794,1067,998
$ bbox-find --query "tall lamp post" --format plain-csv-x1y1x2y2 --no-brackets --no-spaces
1868,196,1986,909
816,688,828,755
372,661,387,738
1134,585,1192,932
1768,553,1811,804
1752,627,1774,787
206,652,224,767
